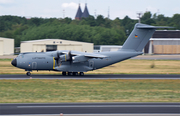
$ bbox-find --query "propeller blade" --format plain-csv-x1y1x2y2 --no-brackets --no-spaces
68,50,73,64
54,51,61,66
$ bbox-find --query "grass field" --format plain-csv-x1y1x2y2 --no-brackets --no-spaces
0,59,180,103
0,59,180,74
0,79,179,103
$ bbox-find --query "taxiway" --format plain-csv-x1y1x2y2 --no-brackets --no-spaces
0,103,180,115
0,74,180,80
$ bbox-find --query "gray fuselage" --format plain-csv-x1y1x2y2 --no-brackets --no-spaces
13,50,142,72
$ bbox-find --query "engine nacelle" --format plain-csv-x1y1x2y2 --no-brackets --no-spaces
72,55,88,63
60,55,66,62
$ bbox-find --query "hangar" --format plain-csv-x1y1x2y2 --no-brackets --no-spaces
20,39,93,53
145,30,180,54
94,45,122,53
0,37,14,55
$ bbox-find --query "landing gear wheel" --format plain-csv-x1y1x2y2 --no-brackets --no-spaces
26,72,31,76
73,72,78,76
68,72,73,76
62,72,66,76
79,72,84,76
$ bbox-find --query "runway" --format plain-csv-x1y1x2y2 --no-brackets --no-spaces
1,114,180,116
0,103,180,115
0,74,180,79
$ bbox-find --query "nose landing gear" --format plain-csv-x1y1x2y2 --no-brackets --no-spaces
26,72,31,76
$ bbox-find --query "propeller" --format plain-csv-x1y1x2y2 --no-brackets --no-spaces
55,51,73,65
67,50,73,64
54,52,61,66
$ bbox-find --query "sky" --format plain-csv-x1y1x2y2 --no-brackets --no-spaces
0,0,180,20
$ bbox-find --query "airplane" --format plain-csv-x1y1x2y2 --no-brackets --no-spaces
11,23,171,76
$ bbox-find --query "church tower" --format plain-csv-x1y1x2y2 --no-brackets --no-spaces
81,3,90,18
75,4,83,20
75,3,90,20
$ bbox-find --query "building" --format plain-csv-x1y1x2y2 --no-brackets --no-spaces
20,39,93,53
94,45,122,53
81,3,90,18
146,30,180,54
0,37,14,55
75,3,90,20
75,4,82,20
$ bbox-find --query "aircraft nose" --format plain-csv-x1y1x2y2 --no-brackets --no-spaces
11,58,17,67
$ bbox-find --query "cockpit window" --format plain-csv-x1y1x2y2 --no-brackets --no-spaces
18,54,24,58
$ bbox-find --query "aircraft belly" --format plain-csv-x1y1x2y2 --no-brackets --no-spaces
55,63,92,72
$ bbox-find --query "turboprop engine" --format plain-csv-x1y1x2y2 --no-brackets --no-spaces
60,51,73,63
72,55,88,63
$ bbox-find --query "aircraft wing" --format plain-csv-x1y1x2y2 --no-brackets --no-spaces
61,50,107,58
84,54,107,58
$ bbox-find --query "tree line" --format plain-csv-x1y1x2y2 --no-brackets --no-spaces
0,12,180,47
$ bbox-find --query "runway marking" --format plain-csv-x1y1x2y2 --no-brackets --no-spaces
17,105,180,108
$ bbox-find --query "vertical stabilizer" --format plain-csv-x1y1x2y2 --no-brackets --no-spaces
121,23,171,52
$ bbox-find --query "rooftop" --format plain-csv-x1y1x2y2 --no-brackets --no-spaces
0,37,14,40
152,30,180,38
21,39,93,44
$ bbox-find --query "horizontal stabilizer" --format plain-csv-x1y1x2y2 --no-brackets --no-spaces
137,25,174,29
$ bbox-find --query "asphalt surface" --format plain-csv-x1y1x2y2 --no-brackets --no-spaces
132,55,180,60
1,114,180,116
0,74,180,80
0,103,180,115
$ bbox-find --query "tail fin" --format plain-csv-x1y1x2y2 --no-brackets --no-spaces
121,23,172,52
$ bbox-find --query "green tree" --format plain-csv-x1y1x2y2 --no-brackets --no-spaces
170,14,180,29
85,15,96,26
141,12,155,25
121,16,136,33
104,18,112,28
96,15,105,26
59,17,72,24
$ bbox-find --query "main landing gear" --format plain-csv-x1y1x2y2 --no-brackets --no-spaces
62,72,84,76
26,72,31,76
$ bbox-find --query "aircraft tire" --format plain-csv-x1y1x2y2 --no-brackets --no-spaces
79,72,84,76
26,72,31,76
62,72,66,76
73,72,78,76
68,72,73,76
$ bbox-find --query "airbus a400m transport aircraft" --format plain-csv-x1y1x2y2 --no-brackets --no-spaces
11,23,171,76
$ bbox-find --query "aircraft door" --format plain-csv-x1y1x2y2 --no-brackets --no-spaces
89,61,94,69
32,62,37,69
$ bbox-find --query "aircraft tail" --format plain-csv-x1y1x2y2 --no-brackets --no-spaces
121,23,172,52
